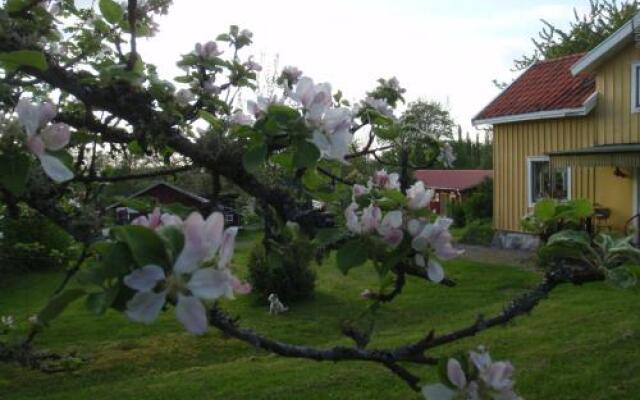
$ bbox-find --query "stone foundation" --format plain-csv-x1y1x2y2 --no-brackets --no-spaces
492,231,540,251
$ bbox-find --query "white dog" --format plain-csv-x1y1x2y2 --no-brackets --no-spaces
268,293,288,315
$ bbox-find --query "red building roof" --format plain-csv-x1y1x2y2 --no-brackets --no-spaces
473,53,596,123
415,170,493,192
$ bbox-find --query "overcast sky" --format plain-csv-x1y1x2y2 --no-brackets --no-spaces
135,0,592,137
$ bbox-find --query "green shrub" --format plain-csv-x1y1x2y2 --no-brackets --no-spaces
460,219,494,246
248,231,316,303
464,178,493,220
522,198,593,243
449,202,466,228
0,205,77,274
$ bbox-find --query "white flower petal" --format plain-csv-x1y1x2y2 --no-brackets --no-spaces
16,98,42,136
37,153,74,182
40,123,70,150
428,259,445,283
204,212,224,259
124,265,166,291
175,294,208,335
174,212,207,274
187,267,234,300
447,358,467,390
218,227,238,268
125,290,166,324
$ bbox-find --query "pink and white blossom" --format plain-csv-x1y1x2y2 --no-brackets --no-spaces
229,111,253,126
281,66,303,85
352,184,369,201
132,208,183,230
407,181,434,210
364,96,394,118
415,254,445,283
175,89,195,107
244,56,262,72
195,41,223,59
123,212,250,334
370,169,400,190
422,349,520,400
15,98,73,183
377,210,404,247
412,217,464,261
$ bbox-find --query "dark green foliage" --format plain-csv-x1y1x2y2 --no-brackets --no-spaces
522,198,594,243
449,202,466,228
513,0,639,70
248,239,316,303
463,178,493,220
450,128,493,169
460,219,495,246
0,206,77,274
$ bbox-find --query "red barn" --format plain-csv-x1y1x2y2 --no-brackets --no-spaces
414,170,493,214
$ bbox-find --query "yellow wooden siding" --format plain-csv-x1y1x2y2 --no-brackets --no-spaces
493,118,596,232
493,42,640,233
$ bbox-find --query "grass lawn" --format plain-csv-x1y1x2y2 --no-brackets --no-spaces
1,232,639,399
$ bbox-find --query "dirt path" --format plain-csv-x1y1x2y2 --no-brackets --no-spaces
457,244,537,270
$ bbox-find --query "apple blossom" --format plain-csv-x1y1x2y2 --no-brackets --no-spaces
422,348,521,400
15,98,73,183
364,96,394,118
229,111,254,126
175,89,195,107
247,96,281,118
407,181,434,210
132,208,183,230
195,41,223,59
124,212,250,334
377,210,404,247
281,66,303,85
412,217,464,261
361,204,382,234
352,184,369,201
438,142,456,168
370,169,400,190
244,56,262,72
345,203,362,234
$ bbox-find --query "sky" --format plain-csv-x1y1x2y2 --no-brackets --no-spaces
135,0,593,137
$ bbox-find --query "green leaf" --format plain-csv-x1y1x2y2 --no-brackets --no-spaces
314,228,345,247
302,168,323,190
570,199,594,219
5,0,27,13
99,0,124,24
85,286,119,315
534,199,556,222
294,140,321,169
38,289,86,326
242,142,267,173
336,239,369,275
157,225,185,262
607,267,638,289
546,229,591,248
0,152,31,195
0,50,48,71
112,225,170,268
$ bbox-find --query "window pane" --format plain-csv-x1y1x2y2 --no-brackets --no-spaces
530,159,569,203
531,161,550,202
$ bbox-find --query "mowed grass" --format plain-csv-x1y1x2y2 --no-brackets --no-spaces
1,232,639,400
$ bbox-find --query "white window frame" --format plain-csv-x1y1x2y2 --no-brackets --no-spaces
632,62,640,113
527,155,572,206
224,213,234,224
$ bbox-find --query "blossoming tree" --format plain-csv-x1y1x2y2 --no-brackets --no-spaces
0,1,618,398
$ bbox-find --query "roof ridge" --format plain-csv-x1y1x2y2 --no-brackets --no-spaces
534,52,586,65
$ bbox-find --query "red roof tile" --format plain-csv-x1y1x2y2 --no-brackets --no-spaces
474,53,595,121
415,170,493,191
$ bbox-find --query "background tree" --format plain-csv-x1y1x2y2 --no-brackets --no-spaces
513,0,638,70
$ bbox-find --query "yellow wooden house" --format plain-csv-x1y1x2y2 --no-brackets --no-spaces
473,13,640,248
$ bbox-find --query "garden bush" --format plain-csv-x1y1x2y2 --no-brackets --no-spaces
449,201,466,228
459,219,494,246
248,229,316,303
463,178,493,220
0,206,77,274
